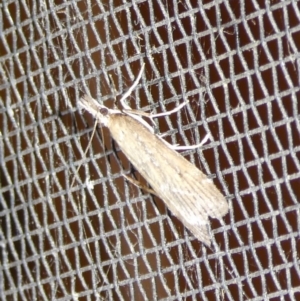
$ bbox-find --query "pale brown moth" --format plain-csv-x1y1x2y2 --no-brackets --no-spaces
78,65,228,245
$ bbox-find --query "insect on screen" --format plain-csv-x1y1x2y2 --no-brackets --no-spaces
0,0,300,300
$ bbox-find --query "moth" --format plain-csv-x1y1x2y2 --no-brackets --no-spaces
78,66,228,245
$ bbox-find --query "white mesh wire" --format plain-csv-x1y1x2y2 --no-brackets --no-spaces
1,0,300,300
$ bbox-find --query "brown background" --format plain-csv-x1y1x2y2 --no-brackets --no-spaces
0,0,299,300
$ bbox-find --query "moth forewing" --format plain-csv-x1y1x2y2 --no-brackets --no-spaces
107,113,228,245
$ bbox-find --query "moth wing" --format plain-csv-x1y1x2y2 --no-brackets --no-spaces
108,114,228,244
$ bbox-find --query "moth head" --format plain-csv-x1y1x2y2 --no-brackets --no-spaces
79,95,110,126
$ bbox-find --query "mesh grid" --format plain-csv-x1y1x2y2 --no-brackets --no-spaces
1,0,300,300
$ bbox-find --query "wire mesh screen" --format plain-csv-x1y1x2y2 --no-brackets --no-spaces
1,0,300,300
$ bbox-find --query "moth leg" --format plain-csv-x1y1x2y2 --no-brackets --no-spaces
119,63,145,110
122,109,157,128
123,174,158,197
122,101,188,127
148,101,213,150
119,63,187,119
119,64,189,131
167,133,212,151
134,101,189,127
149,100,189,118
123,174,173,219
